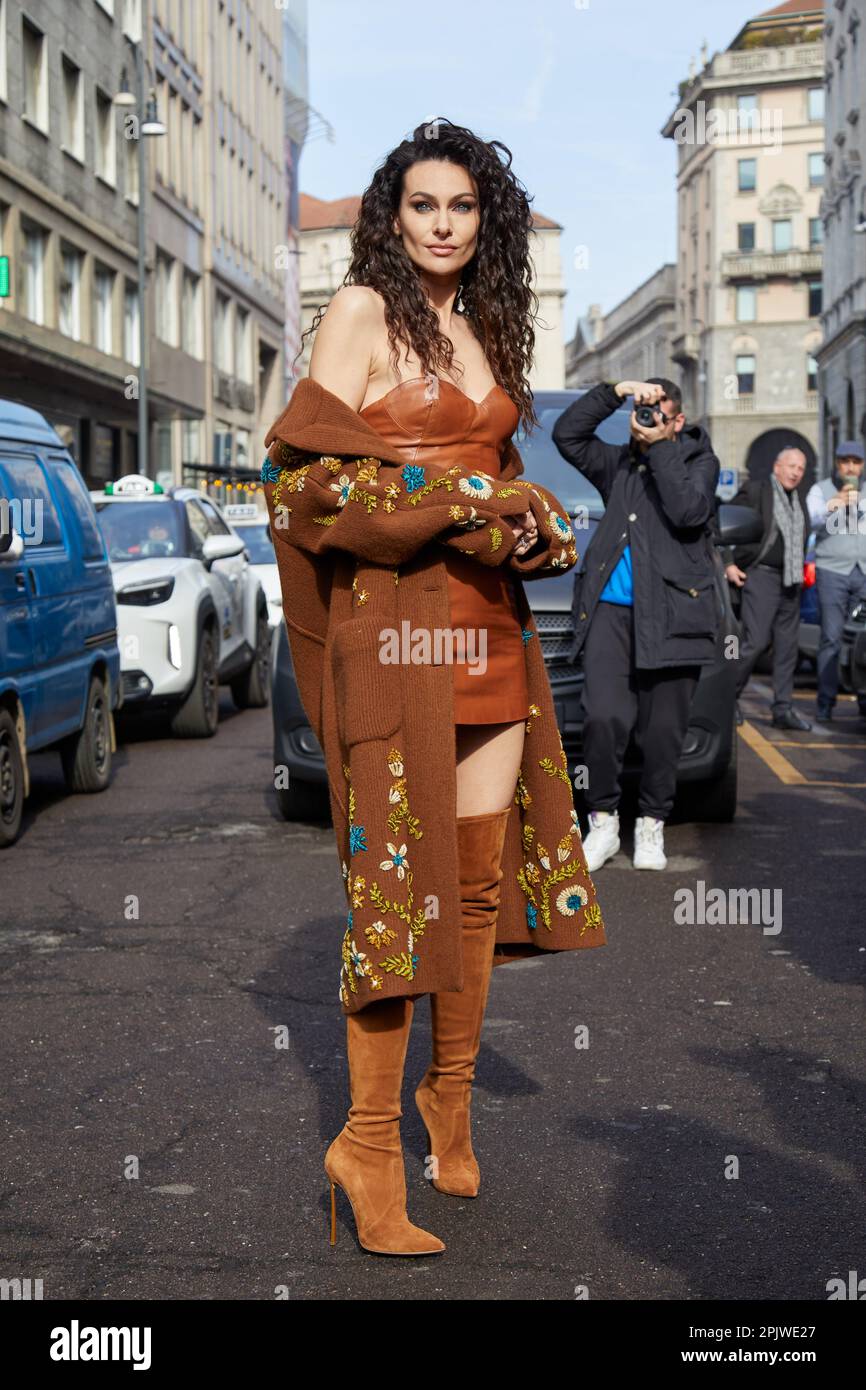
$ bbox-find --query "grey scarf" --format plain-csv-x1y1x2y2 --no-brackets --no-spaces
770,475,804,587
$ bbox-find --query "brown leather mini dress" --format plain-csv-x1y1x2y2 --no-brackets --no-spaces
359,374,530,725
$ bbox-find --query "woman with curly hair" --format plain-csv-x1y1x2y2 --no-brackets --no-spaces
261,117,605,1257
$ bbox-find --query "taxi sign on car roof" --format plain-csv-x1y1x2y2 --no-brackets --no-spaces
105,474,164,497
223,504,260,520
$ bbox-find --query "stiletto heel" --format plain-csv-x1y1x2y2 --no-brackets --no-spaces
328,1178,337,1246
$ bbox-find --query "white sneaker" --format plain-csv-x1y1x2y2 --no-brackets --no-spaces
633,816,667,870
582,810,621,872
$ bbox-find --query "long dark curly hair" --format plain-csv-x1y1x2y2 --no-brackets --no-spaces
299,117,542,431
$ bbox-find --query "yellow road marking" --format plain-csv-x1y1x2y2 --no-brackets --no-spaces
738,722,807,783
769,741,866,749
738,722,866,789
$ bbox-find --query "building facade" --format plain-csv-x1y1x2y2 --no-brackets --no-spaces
563,264,677,390
0,0,145,479
816,0,866,472
0,0,297,488
296,196,568,389
662,1,825,486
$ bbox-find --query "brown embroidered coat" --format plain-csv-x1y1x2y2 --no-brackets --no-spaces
261,378,607,1014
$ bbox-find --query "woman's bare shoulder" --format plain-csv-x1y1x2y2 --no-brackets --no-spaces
325,284,386,324
309,286,387,407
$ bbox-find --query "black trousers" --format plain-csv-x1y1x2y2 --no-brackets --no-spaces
734,564,801,715
581,601,699,822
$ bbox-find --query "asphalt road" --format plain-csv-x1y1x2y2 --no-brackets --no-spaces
2,678,864,1302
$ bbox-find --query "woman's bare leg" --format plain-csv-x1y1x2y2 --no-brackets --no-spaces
454,719,526,817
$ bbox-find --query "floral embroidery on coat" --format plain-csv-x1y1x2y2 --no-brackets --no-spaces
339,748,430,1007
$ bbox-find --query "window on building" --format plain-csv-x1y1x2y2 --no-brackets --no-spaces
0,0,7,105
181,419,202,465
123,280,140,365
93,266,115,354
738,222,756,251
235,428,250,471
772,219,793,252
808,152,824,187
181,272,202,358
20,222,47,325
736,354,756,395
807,355,818,393
61,57,84,160
213,422,233,470
809,216,824,248
738,158,757,192
808,279,822,317
122,0,142,41
737,93,759,134
234,307,251,382
95,88,117,185
215,292,232,374
155,252,178,346
59,246,83,340
736,286,757,322
22,18,48,132
807,87,824,121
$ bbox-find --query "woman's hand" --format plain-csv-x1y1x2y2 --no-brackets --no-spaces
509,509,539,555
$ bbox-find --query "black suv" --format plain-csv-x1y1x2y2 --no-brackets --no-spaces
271,390,760,822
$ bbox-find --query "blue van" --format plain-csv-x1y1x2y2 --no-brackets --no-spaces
0,401,121,847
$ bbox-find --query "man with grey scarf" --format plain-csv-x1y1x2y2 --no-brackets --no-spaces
722,447,812,730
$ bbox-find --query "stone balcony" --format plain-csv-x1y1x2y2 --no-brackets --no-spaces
720,249,823,282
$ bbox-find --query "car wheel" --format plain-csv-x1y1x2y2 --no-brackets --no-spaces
230,613,271,710
171,627,219,738
60,675,113,793
0,708,25,847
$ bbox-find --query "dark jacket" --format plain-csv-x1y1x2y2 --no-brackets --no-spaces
551,382,722,669
719,476,810,573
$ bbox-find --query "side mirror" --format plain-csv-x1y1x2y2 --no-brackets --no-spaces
0,526,25,562
716,503,763,547
202,533,245,565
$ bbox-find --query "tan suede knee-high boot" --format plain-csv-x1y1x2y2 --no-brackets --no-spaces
325,995,445,1255
415,806,511,1198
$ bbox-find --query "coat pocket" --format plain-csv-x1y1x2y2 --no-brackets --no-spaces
661,573,718,639
331,617,402,746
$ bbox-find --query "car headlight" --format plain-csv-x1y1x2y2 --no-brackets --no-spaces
117,577,176,606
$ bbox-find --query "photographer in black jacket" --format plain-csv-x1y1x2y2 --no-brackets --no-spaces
552,378,720,872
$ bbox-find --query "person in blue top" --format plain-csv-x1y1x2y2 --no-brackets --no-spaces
552,378,721,872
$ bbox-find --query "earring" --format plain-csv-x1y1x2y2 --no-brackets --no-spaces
456,276,467,314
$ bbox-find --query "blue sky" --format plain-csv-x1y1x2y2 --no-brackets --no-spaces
301,0,762,337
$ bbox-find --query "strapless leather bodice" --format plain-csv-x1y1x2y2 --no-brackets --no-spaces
359,374,529,726
358,375,519,472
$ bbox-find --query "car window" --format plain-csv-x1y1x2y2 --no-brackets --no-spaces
185,500,210,554
513,398,633,517
0,453,64,546
198,498,232,536
237,523,274,564
95,500,184,561
50,458,106,561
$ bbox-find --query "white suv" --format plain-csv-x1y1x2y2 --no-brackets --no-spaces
222,502,282,628
91,475,270,736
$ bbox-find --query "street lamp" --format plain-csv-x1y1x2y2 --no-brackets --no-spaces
115,46,165,477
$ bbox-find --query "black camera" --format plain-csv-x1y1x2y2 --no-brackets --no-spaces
634,403,663,427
